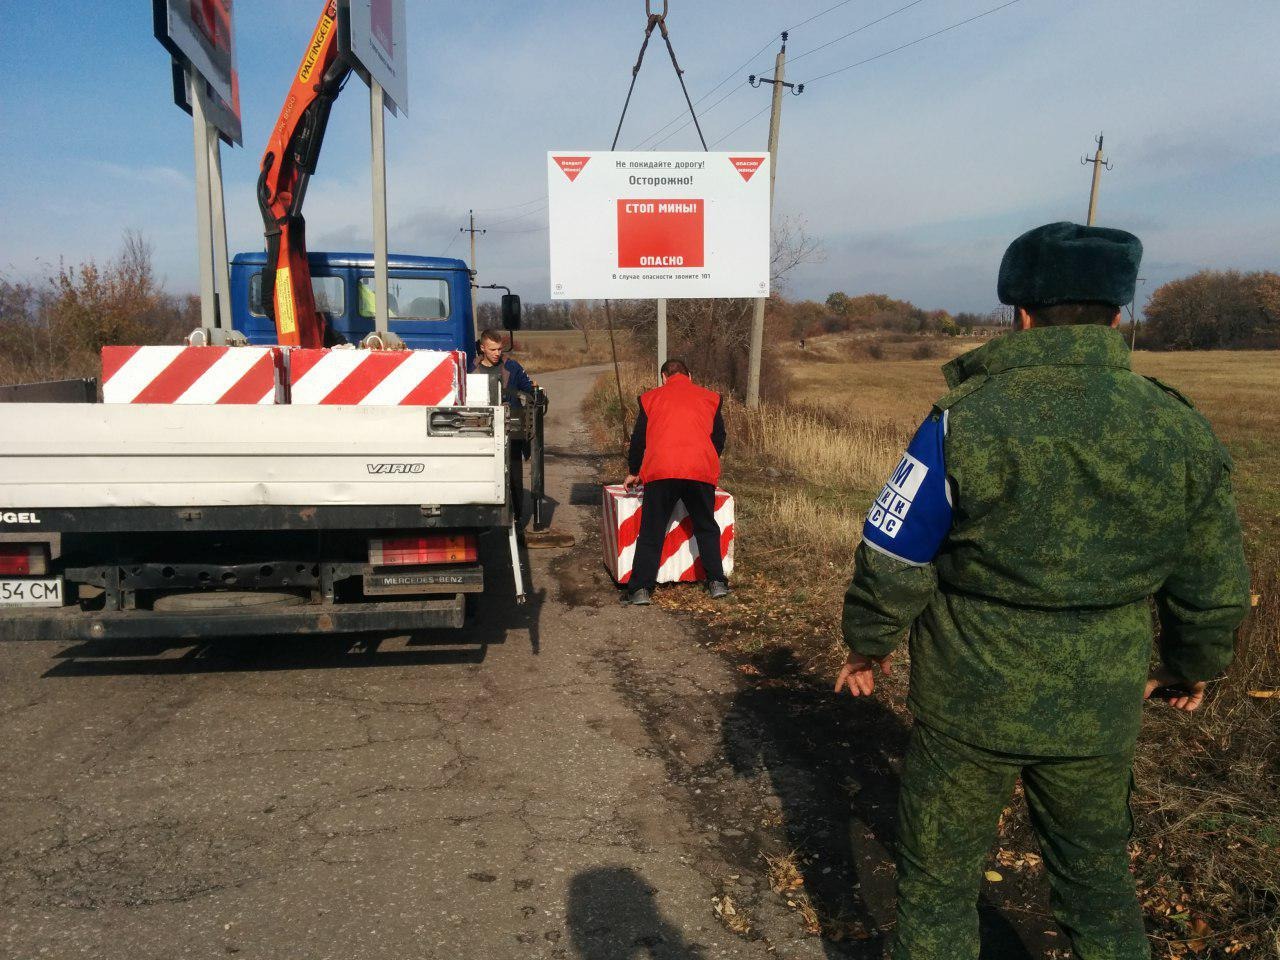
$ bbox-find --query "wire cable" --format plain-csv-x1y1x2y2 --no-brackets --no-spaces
783,0,860,32
801,0,1026,84
632,0,910,149
631,37,775,148
486,203,548,227
788,0,930,65
710,103,773,148
649,80,750,149
471,194,547,213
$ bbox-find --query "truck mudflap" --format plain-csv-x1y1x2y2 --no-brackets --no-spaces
0,594,465,643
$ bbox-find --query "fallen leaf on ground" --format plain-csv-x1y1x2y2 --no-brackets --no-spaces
984,870,1003,882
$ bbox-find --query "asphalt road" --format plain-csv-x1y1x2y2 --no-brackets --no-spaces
0,365,847,960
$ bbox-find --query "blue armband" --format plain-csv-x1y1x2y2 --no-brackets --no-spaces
862,411,952,565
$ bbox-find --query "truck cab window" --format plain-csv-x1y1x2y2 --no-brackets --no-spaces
250,272,346,319
359,277,449,321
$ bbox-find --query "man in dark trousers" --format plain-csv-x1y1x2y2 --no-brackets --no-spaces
472,329,538,524
623,359,729,605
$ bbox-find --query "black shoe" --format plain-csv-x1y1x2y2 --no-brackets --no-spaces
707,581,730,599
626,588,652,606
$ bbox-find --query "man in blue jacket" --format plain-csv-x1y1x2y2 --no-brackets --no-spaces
473,329,538,523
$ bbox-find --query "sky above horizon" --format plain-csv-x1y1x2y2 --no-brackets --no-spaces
1,1,1277,316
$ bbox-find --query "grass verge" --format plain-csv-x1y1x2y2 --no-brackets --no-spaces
585,353,1278,958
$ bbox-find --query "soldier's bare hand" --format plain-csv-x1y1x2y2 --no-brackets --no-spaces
835,652,893,698
623,474,640,491
1144,668,1206,712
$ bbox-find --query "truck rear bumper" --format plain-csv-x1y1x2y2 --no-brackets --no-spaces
0,595,465,642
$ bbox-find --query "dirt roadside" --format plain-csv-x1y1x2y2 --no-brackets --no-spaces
0,364,1052,960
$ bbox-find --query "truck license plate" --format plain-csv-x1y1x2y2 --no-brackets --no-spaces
0,578,63,607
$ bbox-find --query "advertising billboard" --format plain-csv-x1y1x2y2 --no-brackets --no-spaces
153,0,237,108
343,0,409,115
169,57,242,147
547,151,771,300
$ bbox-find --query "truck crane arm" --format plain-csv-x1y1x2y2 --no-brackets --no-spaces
256,0,352,347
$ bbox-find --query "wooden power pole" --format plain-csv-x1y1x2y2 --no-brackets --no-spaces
1082,134,1113,226
461,210,486,340
746,33,802,408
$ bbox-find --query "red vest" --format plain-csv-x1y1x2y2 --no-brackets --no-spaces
638,374,721,485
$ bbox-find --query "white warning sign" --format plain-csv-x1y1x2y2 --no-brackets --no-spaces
547,151,771,300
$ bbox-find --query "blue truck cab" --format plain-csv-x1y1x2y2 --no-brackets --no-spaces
230,252,475,361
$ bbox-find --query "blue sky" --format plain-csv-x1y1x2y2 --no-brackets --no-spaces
1,0,1277,315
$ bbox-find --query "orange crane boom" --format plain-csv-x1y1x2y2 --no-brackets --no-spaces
255,0,352,347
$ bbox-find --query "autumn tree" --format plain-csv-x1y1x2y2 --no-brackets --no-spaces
1143,270,1280,350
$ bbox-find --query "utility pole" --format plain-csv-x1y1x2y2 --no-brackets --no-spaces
461,210,486,340
746,33,803,407
1081,133,1113,226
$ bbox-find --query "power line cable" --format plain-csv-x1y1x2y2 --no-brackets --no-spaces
472,194,547,213
710,0,1026,147
710,103,773,148
632,37,775,148
801,0,1027,84
487,223,547,236
650,80,751,148
487,203,548,227
788,0,930,65
783,0,860,32
632,0,900,149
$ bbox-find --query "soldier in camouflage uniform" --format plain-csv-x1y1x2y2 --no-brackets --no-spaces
835,222,1251,959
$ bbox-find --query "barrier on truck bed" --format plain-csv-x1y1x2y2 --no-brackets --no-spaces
287,348,466,406
100,346,468,406
102,346,285,404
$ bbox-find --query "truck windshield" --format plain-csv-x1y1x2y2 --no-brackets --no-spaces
359,277,450,321
249,273,345,318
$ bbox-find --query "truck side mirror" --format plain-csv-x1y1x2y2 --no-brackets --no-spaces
501,294,522,331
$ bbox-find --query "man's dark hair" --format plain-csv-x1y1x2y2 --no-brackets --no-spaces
661,359,689,377
1023,302,1119,326
479,328,505,344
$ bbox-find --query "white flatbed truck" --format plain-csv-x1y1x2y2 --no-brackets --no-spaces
0,383,544,642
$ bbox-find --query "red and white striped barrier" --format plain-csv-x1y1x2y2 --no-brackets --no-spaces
102,346,284,404
601,484,735,585
287,348,467,406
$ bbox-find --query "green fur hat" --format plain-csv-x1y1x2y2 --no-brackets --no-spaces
997,221,1143,307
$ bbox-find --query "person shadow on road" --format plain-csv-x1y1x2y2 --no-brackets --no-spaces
568,866,705,959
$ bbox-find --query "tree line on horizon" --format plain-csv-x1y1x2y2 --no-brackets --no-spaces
1,233,1275,389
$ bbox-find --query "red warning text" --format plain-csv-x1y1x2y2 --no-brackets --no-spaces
616,199,705,269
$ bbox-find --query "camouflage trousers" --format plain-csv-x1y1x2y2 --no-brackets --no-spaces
893,720,1149,960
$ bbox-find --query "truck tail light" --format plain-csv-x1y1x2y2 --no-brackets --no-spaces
0,543,48,575
369,534,478,567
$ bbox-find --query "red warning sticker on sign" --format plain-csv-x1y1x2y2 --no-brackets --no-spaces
729,156,765,182
553,156,591,181
616,200,705,269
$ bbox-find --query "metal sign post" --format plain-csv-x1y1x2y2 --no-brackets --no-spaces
188,68,218,332
370,79,390,336
206,116,233,331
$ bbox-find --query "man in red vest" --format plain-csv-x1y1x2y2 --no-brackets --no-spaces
622,359,729,605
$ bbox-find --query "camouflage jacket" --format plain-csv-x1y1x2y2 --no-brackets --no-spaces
842,325,1251,755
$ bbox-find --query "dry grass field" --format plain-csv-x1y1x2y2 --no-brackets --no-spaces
504,328,622,374
587,335,1279,958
